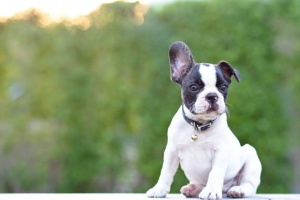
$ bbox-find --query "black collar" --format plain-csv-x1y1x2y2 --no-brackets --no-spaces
182,104,216,132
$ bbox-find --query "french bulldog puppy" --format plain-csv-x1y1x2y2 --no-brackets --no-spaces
146,41,262,199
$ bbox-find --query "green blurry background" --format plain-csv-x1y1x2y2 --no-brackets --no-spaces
0,0,299,193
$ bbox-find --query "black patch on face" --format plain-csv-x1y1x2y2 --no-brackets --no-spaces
181,64,204,113
215,65,230,101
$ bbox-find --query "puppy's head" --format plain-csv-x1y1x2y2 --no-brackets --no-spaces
169,41,241,120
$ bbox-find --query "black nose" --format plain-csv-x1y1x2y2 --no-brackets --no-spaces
206,93,218,103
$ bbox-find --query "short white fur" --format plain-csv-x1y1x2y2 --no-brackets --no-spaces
199,63,217,88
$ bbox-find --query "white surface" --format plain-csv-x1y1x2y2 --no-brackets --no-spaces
0,193,299,200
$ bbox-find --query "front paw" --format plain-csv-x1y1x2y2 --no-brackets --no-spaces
199,187,222,200
146,186,168,198
180,183,201,198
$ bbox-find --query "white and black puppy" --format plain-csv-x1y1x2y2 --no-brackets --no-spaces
146,41,262,199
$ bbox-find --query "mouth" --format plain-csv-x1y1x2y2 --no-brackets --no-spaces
205,103,220,113
189,103,225,119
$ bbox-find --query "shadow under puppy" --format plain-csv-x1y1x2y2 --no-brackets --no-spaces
146,41,262,199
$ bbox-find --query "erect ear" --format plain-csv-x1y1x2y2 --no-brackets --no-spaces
169,41,195,84
217,60,241,84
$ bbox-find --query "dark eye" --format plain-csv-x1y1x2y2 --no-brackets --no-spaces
220,85,228,92
189,84,199,91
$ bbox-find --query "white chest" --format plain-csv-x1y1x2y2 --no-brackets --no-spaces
175,134,217,184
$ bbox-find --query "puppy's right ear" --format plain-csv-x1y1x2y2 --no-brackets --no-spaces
169,41,195,84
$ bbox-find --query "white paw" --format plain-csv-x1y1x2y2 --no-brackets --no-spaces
146,186,168,198
227,186,245,198
199,187,222,199
180,183,201,198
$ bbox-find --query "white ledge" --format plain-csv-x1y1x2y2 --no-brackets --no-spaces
0,193,299,200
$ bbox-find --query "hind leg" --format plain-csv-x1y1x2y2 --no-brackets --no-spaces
227,144,262,198
180,183,203,198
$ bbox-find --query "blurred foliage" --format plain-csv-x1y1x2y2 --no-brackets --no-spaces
0,0,299,193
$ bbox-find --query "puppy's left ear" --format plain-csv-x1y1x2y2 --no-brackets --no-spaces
218,61,241,83
169,41,195,84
